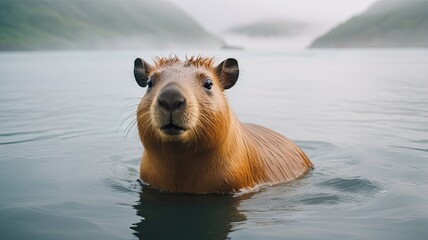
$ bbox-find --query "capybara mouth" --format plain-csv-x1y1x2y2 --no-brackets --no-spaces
161,123,186,136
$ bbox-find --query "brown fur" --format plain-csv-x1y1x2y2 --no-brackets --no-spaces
136,56,312,193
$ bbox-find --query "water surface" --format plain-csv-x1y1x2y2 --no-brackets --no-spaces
0,49,427,239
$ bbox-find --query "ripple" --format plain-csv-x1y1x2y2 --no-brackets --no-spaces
0,133,63,145
104,178,141,193
391,145,428,153
0,128,104,145
0,130,48,137
295,140,337,158
104,157,141,194
296,140,336,151
299,193,341,205
318,177,381,194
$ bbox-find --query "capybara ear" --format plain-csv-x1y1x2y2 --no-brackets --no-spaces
134,58,152,87
216,58,239,90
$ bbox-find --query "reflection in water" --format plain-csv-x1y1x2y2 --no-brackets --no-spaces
131,186,248,240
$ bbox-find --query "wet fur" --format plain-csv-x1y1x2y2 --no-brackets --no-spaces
136,56,312,193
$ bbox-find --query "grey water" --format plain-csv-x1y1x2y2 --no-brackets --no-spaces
0,49,427,240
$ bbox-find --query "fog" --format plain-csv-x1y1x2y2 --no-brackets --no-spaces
172,0,378,49
2,0,423,51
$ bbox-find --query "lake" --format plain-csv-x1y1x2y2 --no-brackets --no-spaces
0,49,427,240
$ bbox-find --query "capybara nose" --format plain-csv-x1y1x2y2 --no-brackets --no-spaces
157,87,186,112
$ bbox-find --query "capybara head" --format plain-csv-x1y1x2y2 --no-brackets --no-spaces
134,56,239,152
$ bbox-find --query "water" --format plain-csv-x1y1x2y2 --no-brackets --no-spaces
0,49,427,240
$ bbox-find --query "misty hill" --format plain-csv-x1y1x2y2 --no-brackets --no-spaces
0,0,224,51
310,0,428,48
227,20,308,38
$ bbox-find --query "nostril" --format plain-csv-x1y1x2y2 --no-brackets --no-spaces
175,99,185,110
158,99,169,111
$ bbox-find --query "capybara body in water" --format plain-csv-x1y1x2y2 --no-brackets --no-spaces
133,56,312,193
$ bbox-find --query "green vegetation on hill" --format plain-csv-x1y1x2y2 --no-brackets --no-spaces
310,0,428,48
0,0,223,50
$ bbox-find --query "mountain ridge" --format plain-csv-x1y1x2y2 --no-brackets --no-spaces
309,0,428,48
0,0,224,51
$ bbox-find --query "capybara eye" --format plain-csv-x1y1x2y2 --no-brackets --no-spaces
203,79,213,90
147,79,153,88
